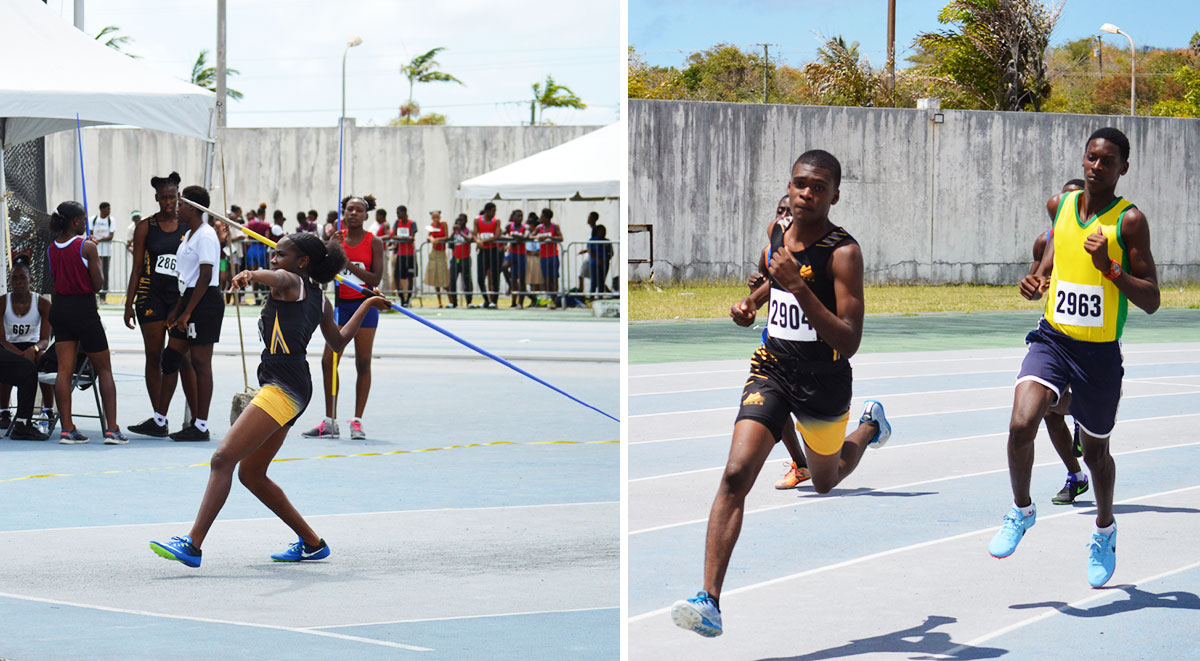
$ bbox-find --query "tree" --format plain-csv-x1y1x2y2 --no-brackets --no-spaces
628,47,686,99
530,75,586,124
912,0,1062,111
399,47,463,125
190,50,242,101
805,35,882,106
94,25,137,58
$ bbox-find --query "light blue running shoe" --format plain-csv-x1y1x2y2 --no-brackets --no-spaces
989,505,1036,558
149,535,202,568
671,591,723,637
1087,528,1117,587
271,537,330,562
861,400,892,448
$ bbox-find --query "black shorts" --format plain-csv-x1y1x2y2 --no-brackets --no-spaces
394,254,415,280
1017,319,1124,438
49,294,108,353
254,359,313,427
135,282,181,325
168,287,224,345
10,341,35,352
735,345,852,456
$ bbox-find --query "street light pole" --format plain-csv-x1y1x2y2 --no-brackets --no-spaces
341,36,363,124
1100,23,1135,116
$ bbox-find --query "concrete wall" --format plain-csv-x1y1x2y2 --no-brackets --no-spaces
629,99,1200,284
44,123,617,286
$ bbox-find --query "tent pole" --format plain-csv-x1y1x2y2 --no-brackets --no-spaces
202,110,216,191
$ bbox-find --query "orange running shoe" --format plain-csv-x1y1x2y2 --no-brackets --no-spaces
774,462,812,489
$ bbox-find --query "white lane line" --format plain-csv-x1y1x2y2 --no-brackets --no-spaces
628,484,1200,622
629,387,1200,419
629,432,1003,482
632,364,1200,397
628,433,1200,535
941,558,1200,656
306,605,618,629
0,501,618,535
630,348,1200,379
629,413,1200,481
0,591,434,652
630,432,725,446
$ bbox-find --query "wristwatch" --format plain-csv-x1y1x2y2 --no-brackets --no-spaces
1103,260,1122,281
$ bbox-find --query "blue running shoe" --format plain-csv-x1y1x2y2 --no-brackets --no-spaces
989,505,1036,558
861,400,891,448
150,535,202,568
671,591,723,637
1087,528,1117,587
271,537,330,562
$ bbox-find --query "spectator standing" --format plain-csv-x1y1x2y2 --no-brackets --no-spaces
505,209,528,308
474,203,502,308
89,201,114,301
423,210,450,307
448,213,473,309
536,208,563,309
525,211,543,302
392,206,417,306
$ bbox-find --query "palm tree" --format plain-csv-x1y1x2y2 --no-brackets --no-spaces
399,47,463,125
531,75,587,125
94,25,137,58
190,49,243,101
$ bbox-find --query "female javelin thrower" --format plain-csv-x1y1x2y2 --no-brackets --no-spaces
150,232,389,566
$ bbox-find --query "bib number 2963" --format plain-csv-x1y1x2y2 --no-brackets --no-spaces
767,289,817,341
1054,281,1104,327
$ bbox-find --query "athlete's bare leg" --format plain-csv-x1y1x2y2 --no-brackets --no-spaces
702,419,776,602
1080,430,1116,528
1007,380,1056,508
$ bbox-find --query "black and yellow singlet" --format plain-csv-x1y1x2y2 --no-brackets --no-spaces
763,223,857,363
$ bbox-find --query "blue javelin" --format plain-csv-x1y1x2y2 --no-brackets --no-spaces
75,114,89,236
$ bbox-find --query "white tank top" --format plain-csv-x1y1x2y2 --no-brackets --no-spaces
4,293,41,343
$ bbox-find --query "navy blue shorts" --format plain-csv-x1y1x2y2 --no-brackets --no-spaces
508,253,527,280
540,255,560,280
1017,319,1123,438
335,297,380,328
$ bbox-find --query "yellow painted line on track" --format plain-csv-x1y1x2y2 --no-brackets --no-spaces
0,439,619,483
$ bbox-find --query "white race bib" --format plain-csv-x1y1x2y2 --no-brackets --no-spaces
1053,280,1105,327
480,232,495,241
339,260,366,286
766,288,818,342
396,227,411,238
155,254,177,276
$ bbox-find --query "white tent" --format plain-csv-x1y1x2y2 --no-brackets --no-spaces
0,0,216,148
456,123,620,200
0,0,216,287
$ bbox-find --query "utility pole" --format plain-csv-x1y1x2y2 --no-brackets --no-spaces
763,43,769,104
887,0,896,105
1095,35,1103,73
216,0,226,128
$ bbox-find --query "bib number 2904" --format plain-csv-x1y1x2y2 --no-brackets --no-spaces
767,289,817,341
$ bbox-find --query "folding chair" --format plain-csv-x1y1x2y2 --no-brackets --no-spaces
31,344,106,435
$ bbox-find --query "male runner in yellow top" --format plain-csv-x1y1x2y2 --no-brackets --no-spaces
989,127,1159,589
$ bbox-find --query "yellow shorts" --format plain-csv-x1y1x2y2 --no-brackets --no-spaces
250,384,303,427
796,411,850,456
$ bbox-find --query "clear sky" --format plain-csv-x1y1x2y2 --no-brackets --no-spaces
630,0,1200,70
52,0,619,128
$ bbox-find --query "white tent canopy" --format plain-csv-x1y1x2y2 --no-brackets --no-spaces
457,123,620,200
0,0,216,148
